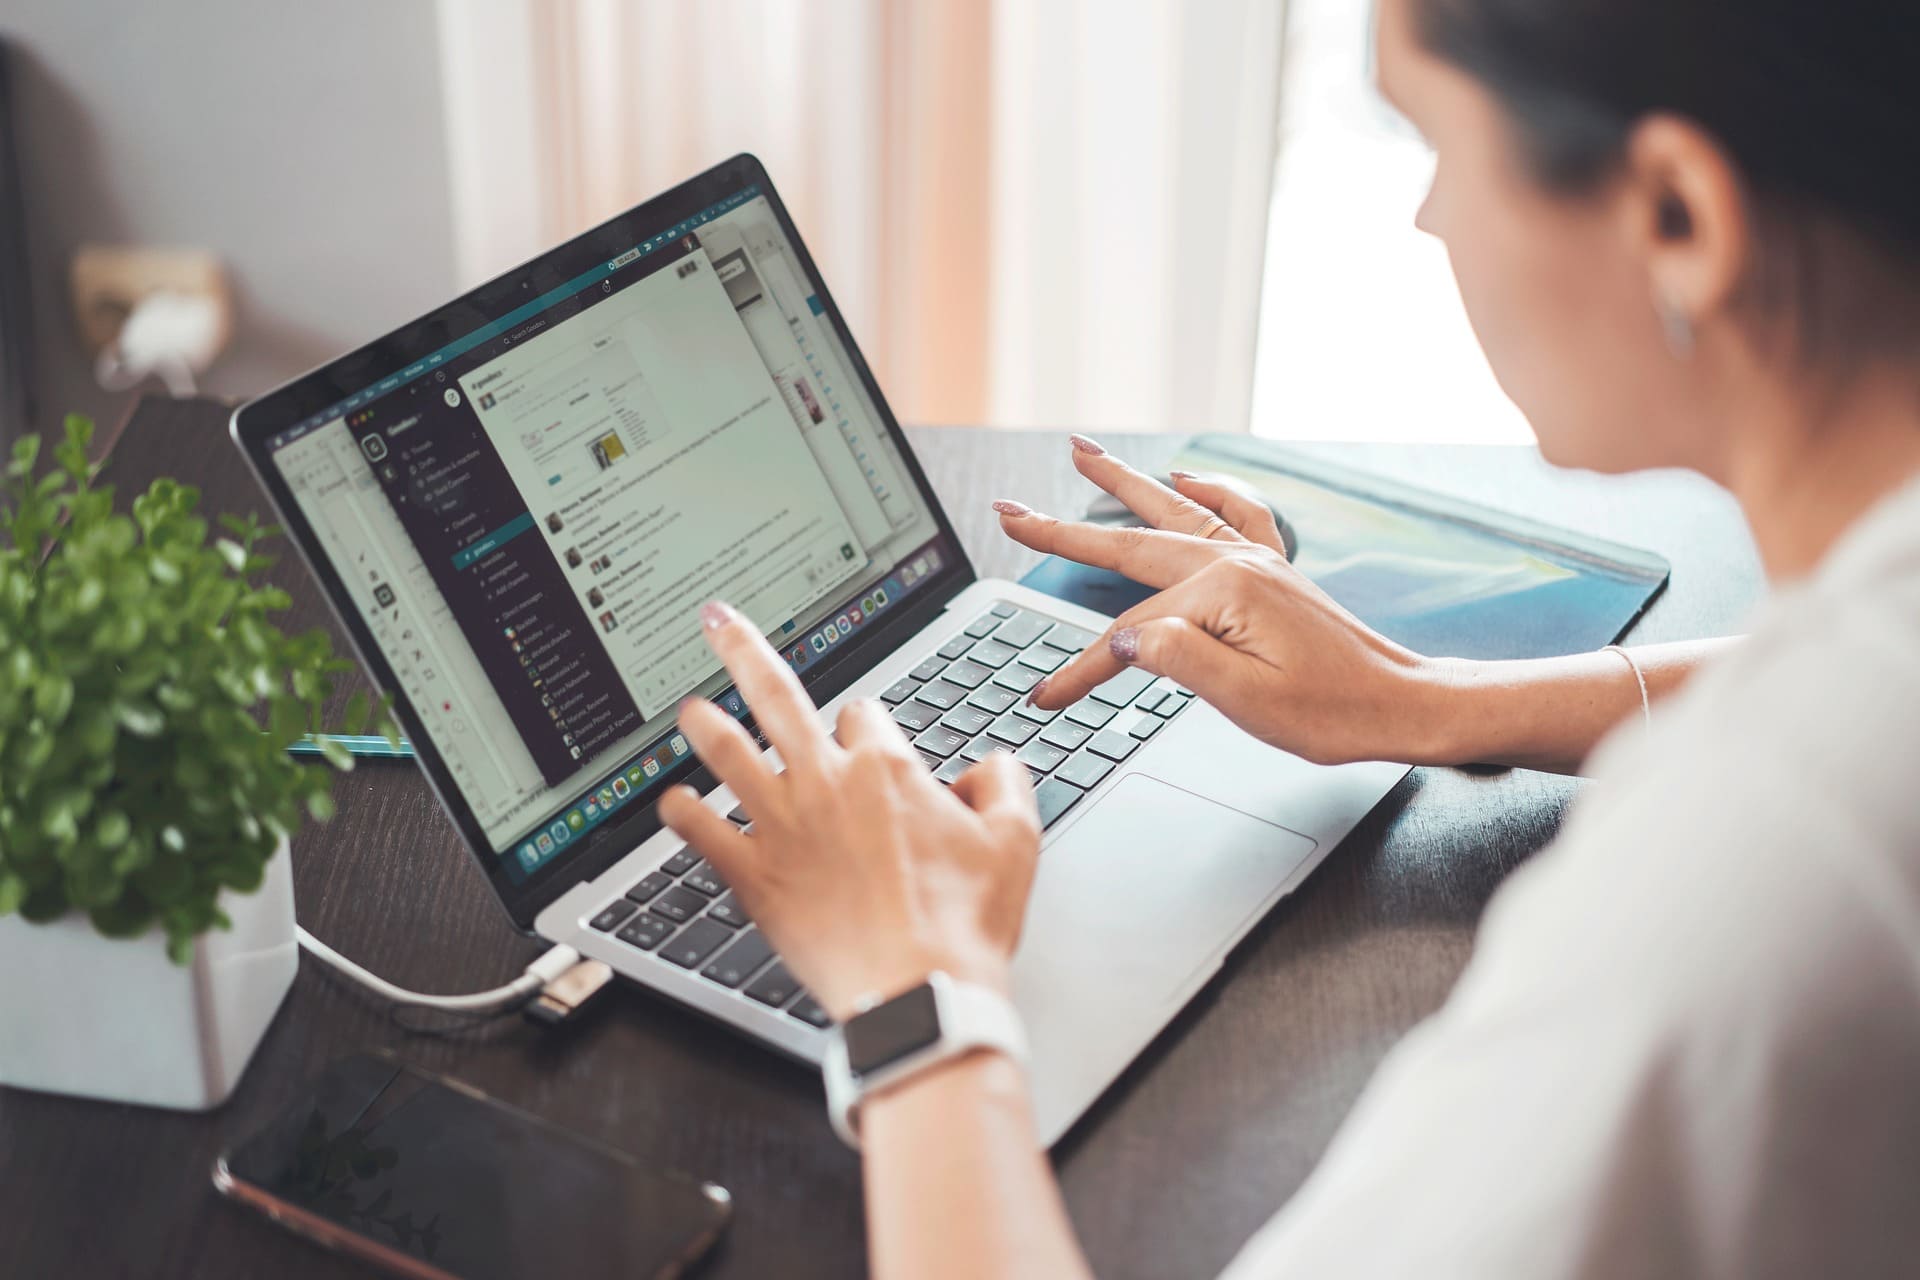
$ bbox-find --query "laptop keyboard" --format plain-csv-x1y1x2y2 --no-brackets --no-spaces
585,600,1195,1027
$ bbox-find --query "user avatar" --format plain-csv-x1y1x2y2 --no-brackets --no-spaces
587,587,605,608
546,512,564,534
565,547,583,569
599,610,618,633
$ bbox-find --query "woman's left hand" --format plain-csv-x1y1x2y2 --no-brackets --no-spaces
658,602,1043,1022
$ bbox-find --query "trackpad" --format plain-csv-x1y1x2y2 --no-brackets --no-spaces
1011,774,1318,1129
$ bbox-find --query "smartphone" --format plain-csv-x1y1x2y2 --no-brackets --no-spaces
213,1052,731,1279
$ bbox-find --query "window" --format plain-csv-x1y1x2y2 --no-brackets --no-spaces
1249,0,1533,445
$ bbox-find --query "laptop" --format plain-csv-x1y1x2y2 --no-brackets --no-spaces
231,154,1408,1146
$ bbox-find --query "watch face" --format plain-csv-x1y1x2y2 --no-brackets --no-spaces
845,983,942,1077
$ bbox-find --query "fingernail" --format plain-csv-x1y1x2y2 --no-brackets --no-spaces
1110,627,1141,664
992,499,1033,517
1068,433,1107,457
1026,676,1049,706
1169,469,1198,482
700,600,736,630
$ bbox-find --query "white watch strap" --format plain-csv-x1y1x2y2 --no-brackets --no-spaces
824,973,1028,1149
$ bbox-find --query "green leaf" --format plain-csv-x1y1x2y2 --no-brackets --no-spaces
0,872,24,916
343,690,369,735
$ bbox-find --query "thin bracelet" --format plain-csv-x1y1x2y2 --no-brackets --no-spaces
1603,644,1652,742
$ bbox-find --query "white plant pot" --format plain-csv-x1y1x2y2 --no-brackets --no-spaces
0,837,297,1110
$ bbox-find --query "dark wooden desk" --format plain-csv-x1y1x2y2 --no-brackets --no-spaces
0,397,1763,1280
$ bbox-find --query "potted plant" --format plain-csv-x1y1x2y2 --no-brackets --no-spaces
0,416,385,1109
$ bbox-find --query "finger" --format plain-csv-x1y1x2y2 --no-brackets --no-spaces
1111,615,1266,711
949,750,1041,848
995,506,1227,589
1069,435,1247,542
1168,472,1289,557
834,696,916,756
659,784,758,886
699,600,831,764
1029,576,1218,708
676,695,780,813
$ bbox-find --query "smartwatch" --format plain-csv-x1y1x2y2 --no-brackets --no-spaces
822,971,1028,1148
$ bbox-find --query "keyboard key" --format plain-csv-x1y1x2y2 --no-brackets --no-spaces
683,861,728,897
994,612,1052,648
1086,731,1140,762
1134,686,1170,713
1015,740,1069,773
961,738,1013,763
968,685,1019,715
987,714,1040,746
649,885,709,924
1039,720,1094,751
701,928,775,987
938,635,975,660
615,913,674,950
726,803,751,824
965,639,1020,669
1065,699,1117,729
1056,752,1115,790
916,750,945,771
964,613,1002,638
940,705,995,736
590,900,638,932
787,995,834,1028
1044,622,1098,650
625,871,674,903
910,656,950,682
880,677,922,705
708,894,751,928
942,660,992,690
1017,644,1071,674
1152,697,1182,719
915,680,966,710
661,918,735,970
992,664,1043,695
1012,698,1061,724
989,601,1019,618
1129,716,1164,741
745,961,801,1008
892,701,943,732
661,848,700,877
1091,668,1157,708
935,755,972,785
1035,778,1085,829
914,724,971,758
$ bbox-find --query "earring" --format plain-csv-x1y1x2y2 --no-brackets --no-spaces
1658,294,1695,358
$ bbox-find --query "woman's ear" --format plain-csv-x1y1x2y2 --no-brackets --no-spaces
1619,115,1753,335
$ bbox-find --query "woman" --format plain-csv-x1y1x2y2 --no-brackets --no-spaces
659,0,1920,1274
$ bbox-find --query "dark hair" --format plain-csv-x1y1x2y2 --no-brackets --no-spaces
1414,0,1920,360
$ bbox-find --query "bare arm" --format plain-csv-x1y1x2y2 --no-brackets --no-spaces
659,604,1092,1280
996,440,1740,778
1422,638,1742,773
863,1054,1091,1280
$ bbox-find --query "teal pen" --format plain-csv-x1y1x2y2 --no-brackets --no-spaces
287,733,416,760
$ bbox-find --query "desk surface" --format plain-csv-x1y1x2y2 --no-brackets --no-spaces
0,398,1763,1280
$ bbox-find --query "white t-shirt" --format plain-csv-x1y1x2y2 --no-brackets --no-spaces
1224,472,1920,1279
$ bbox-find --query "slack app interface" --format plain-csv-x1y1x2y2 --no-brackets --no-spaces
272,187,940,866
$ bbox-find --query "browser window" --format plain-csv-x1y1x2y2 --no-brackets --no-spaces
265,186,943,875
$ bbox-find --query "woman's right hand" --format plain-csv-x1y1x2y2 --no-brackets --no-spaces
996,437,1461,767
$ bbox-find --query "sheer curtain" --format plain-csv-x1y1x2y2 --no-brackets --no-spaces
435,0,1285,433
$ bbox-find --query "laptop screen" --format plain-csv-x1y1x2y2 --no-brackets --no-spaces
258,182,945,882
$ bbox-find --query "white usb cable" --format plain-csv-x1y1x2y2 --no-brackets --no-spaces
296,926,581,1014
